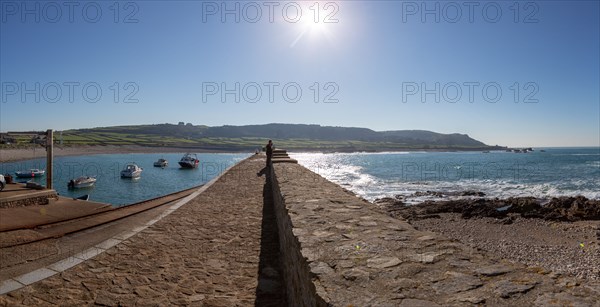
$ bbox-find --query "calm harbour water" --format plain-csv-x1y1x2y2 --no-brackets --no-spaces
1,153,250,206
3,148,598,206
291,147,600,203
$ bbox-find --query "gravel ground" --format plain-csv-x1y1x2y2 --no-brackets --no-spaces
410,213,600,281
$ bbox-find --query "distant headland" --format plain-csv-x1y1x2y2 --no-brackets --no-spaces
1,123,506,153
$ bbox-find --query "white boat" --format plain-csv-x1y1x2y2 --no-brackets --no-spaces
15,169,45,178
121,163,143,178
68,176,96,189
154,158,168,167
178,153,199,168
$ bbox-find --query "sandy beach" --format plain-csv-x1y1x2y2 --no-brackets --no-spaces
0,145,247,163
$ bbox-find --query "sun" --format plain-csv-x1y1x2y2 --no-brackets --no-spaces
289,2,338,48
302,12,329,34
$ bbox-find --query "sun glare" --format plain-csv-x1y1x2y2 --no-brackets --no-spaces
290,1,338,48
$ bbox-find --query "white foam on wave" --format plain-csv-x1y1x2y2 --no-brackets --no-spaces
291,151,416,157
553,154,600,156
292,153,380,196
586,161,600,168
292,152,600,203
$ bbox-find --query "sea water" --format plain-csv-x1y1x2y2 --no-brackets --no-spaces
1,153,250,206
3,148,598,206
291,147,600,203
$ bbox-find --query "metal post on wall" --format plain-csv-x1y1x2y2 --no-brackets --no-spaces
46,129,53,189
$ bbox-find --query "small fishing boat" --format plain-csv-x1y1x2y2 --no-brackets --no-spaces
154,158,168,167
73,194,90,201
121,163,143,178
15,169,45,178
68,176,97,189
178,153,199,168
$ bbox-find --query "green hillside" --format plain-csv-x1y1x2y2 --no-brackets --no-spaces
4,123,506,152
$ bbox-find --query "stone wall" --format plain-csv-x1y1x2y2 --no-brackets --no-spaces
0,194,56,209
269,162,600,306
269,166,327,306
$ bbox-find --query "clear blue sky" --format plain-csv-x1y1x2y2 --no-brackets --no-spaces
1,0,598,147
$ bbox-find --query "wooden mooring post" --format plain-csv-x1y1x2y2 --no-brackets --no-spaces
5,130,54,189
46,129,53,189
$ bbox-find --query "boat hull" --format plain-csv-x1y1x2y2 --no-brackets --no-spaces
74,194,90,201
178,161,198,168
121,163,143,178
69,177,97,189
74,181,96,188
154,159,168,167
15,172,45,178
121,171,142,178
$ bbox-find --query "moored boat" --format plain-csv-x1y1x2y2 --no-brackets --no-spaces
121,163,143,178
154,158,168,167
68,176,97,189
73,194,90,201
15,169,45,178
178,153,199,168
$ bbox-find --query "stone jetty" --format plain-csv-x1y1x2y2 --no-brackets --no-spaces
272,149,298,164
1,153,599,306
271,161,600,306
0,155,285,306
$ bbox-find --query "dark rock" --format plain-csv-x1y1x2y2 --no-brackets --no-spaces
544,196,600,221
421,214,441,219
505,197,541,214
374,197,404,208
383,195,600,222
460,191,486,197
461,202,506,219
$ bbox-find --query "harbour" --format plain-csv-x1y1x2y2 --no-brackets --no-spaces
1,152,250,206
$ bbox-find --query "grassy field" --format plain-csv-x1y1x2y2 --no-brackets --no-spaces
1,125,500,152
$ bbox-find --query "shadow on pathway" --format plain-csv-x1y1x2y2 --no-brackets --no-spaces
255,167,286,306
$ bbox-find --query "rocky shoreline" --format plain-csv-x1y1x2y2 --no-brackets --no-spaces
377,194,600,222
376,194,600,281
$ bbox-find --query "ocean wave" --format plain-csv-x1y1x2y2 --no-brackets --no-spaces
291,151,416,156
586,161,600,168
553,154,600,156
361,180,600,204
292,152,600,203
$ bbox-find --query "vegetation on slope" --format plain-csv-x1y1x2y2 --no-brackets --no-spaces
2,123,505,152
